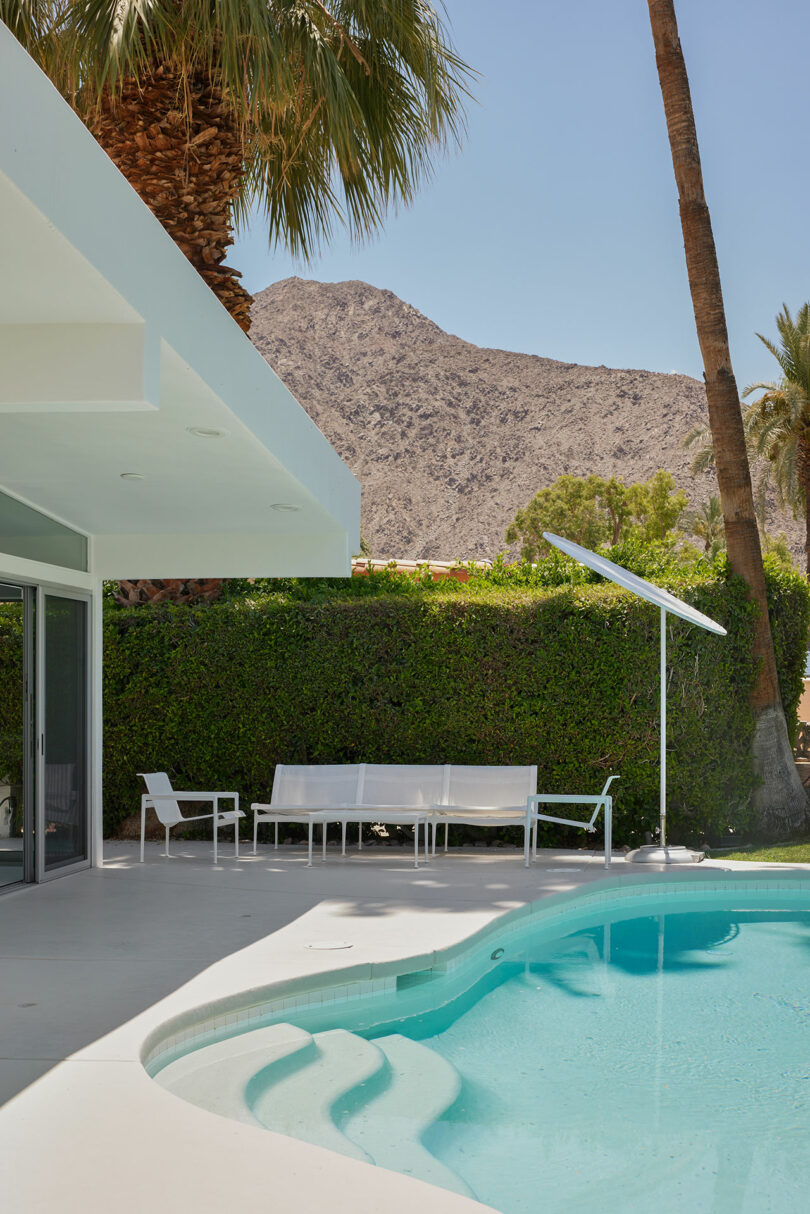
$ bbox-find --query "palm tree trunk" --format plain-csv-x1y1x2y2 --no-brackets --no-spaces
88,65,252,333
647,0,806,833
89,65,245,606
113,579,225,607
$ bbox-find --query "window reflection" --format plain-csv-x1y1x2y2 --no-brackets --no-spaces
0,585,25,885
44,596,87,870
0,491,87,572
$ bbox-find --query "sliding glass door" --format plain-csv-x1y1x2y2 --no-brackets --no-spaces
0,583,89,889
39,593,88,875
0,583,33,887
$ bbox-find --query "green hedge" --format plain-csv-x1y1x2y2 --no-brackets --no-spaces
1,561,805,848
100,558,810,847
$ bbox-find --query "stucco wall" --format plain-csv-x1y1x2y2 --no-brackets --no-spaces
799,680,810,723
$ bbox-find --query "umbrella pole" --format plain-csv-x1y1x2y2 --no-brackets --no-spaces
660,606,667,847
627,604,700,862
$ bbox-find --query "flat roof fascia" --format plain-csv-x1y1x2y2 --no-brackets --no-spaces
0,26,359,545
91,530,351,579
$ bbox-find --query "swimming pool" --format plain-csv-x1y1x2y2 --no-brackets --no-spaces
151,877,810,1213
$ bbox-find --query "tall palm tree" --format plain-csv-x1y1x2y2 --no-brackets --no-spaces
743,304,810,575
647,0,806,832
5,0,472,332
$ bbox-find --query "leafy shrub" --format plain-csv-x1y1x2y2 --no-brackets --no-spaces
101,559,810,847
505,470,692,560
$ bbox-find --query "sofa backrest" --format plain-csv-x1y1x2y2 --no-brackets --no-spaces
268,762,538,812
445,765,537,809
361,764,448,808
271,764,361,808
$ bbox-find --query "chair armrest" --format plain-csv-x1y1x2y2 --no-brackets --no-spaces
528,794,607,806
531,812,598,831
180,810,245,822
527,794,613,834
145,791,238,801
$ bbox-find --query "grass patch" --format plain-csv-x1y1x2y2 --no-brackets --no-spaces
714,843,810,863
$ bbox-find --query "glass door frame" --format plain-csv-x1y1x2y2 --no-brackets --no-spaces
34,584,92,884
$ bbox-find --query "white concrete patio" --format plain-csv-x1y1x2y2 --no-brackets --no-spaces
1,842,807,1213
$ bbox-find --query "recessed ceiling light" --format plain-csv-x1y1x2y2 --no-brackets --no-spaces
120,472,145,480
270,502,302,512
187,426,228,439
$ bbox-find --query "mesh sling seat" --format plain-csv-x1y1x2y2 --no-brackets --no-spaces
340,763,443,867
430,765,538,854
251,764,361,853
525,774,619,869
138,771,243,864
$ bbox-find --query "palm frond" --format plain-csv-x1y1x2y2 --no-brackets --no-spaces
0,0,55,43
681,421,715,474
7,0,474,272
742,306,810,527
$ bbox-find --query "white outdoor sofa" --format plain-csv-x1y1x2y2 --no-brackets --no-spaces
525,774,618,869
251,764,435,868
251,762,538,866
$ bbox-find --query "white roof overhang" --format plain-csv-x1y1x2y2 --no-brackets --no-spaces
0,24,360,578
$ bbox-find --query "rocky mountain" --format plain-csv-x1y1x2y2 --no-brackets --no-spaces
250,278,796,562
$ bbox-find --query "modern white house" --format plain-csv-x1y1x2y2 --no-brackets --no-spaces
0,23,360,893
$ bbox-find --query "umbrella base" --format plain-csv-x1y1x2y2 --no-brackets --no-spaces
625,844,704,864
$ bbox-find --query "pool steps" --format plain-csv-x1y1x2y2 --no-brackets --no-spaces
250,1028,381,1161
340,1034,473,1198
156,1022,470,1196
157,1022,313,1127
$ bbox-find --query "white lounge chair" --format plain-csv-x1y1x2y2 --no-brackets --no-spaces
138,771,243,864
525,775,618,869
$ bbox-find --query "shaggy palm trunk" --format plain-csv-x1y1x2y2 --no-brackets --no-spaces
648,0,806,833
90,65,247,605
88,65,252,333
113,579,225,606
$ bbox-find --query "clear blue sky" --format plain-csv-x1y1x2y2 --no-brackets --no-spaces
232,0,810,393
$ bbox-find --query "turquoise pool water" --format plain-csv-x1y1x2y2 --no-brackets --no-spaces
153,882,810,1213
383,903,810,1212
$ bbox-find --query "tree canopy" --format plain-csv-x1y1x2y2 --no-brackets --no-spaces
505,470,690,562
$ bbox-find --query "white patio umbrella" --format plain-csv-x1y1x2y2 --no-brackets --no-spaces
543,532,727,864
